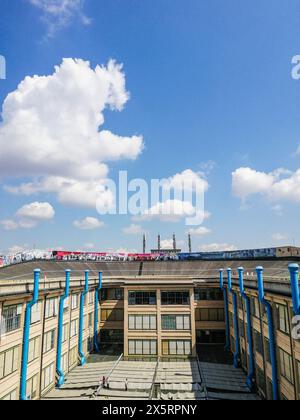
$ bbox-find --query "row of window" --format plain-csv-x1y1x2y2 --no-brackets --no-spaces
195,308,225,322
128,291,191,306
101,288,222,302
127,340,192,356
0,296,95,335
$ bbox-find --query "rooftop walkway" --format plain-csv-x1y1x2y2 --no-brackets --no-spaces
44,355,260,401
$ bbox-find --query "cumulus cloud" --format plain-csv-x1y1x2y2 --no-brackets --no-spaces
1,58,143,209
0,202,55,230
134,200,196,223
162,169,208,193
16,202,55,220
232,167,300,203
187,226,211,236
160,239,184,249
122,224,146,235
73,217,104,230
28,0,91,37
200,243,238,252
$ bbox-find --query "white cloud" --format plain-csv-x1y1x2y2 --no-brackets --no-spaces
122,224,146,235
162,169,208,193
232,167,300,203
0,220,19,231
134,199,209,223
187,226,211,236
16,202,55,220
160,239,185,249
73,217,104,230
0,202,55,230
28,0,91,37
200,243,238,252
2,58,143,209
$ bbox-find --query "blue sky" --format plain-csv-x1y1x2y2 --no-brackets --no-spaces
1,0,300,254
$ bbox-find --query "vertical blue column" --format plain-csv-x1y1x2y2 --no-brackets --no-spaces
78,270,89,366
228,268,240,368
94,272,102,352
56,270,70,387
220,269,230,351
256,266,278,400
238,267,255,390
20,269,40,400
289,264,300,316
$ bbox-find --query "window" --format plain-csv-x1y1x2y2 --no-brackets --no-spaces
128,340,157,355
61,353,68,373
31,302,42,324
128,291,156,305
277,304,290,335
264,338,271,364
63,297,69,312
88,313,93,328
257,367,266,395
195,308,225,322
254,330,263,355
250,298,260,319
162,340,192,356
194,288,223,301
1,305,22,333
62,323,69,343
43,330,55,354
101,289,124,301
279,348,294,384
239,320,245,339
101,309,124,322
161,291,190,306
45,298,58,319
1,389,17,400
26,374,38,400
100,330,124,344
129,315,157,330
196,330,226,345
161,315,190,330
71,294,79,310
70,319,78,338
69,347,78,367
28,336,40,363
41,363,54,392
88,291,94,305
0,346,20,379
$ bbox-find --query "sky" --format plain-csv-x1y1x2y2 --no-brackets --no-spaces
1,0,300,255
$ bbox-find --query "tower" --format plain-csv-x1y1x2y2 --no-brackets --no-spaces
173,234,177,251
158,234,161,252
143,234,146,254
188,234,192,253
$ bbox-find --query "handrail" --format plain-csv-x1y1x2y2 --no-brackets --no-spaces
196,355,208,400
95,353,123,396
149,357,160,400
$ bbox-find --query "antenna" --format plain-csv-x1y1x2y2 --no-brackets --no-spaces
188,234,192,253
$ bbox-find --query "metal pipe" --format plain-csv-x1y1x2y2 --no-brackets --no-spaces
219,269,230,351
227,268,240,368
56,270,70,387
78,270,89,366
238,267,255,390
289,263,300,316
94,272,102,352
20,269,40,400
256,266,278,400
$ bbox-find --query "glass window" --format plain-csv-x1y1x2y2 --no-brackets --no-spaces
279,348,294,384
162,340,192,356
161,291,190,306
277,304,290,335
71,294,79,310
196,330,226,344
26,374,38,400
28,336,40,363
0,346,20,380
1,389,17,400
41,363,54,392
128,291,157,305
194,288,223,301
101,289,124,301
1,305,22,333
128,340,157,355
31,302,42,324
43,330,55,354
45,298,58,319
161,315,190,330
70,320,78,338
